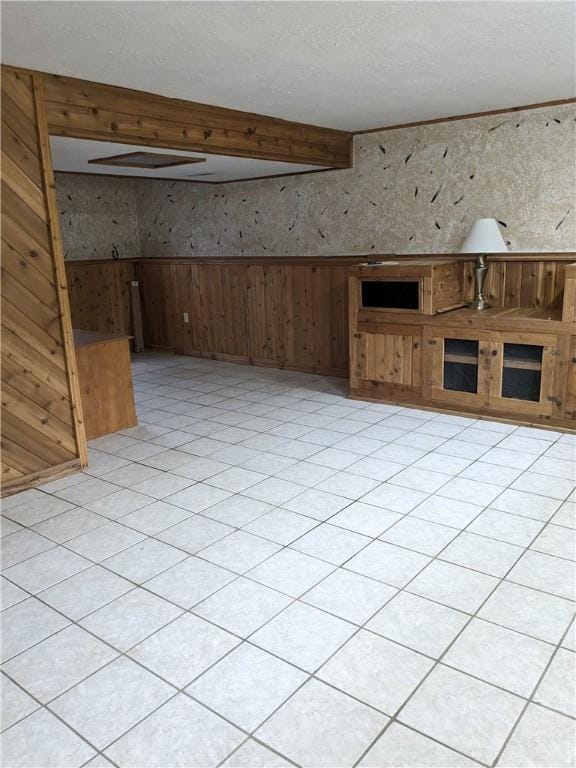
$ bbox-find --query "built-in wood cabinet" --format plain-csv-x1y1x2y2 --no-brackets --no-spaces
349,258,576,431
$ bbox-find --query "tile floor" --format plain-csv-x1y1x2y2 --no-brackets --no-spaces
1,352,576,768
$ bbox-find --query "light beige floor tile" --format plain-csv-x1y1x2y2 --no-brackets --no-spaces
248,548,334,597
302,568,396,625
468,509,544,547
1,708,95,767
359,722,477,767
2,598,69,662
1,577,28,610
1,674,39,731
3,625,118,702
319,630,432,715
360,484,428,514
51,657,173,750
221,740,291,767
3,547,91,594
251,602,355,672
380,517,458,556
346,540,430,587
282,488,350,521
207,467,269,492
256,679,387,768
192,577,290,636
3,495,74,527
83,488,154,520
80,587,182,651
440,531,524,577
129,613,239,687
201,495,272,527
479,581,576,644
33,508,106,543
491,488,561,521
243,508,318,544
242,477,308,506
533,648,576,717
410,495,483,529
199,530,280,573
103,538,187,583
367,591,468,657
66,522,146,561
292,523,371,565
437,477,502,507
144,556,236,608
164,482,232,512
497,703,576,768
407,560,499,613
156,515,233,553
530,524,576,560
188,643,306,731
444,618,554,697
1,529,55,570
105,694,244,768
399,665,524,764
40,565,133,620
507,550,575,601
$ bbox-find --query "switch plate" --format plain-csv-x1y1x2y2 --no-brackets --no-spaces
183,312,189,323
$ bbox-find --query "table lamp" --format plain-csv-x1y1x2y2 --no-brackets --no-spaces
461,218,507,310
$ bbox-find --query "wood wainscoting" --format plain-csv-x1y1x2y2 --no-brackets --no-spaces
1,68,87,494
64,254,576,379
135,257,356,376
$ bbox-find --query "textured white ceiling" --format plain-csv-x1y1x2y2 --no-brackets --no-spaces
50,137,328,181
2,1,575,132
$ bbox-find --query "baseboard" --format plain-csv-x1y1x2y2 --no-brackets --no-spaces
1,459,83,498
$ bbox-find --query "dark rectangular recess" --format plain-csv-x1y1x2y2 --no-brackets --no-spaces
361,280,419,310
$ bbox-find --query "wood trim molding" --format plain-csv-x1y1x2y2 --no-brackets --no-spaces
33,72,88,467
1,459,82,497
354,97,576,135
63,253,576,267
4,66,353,168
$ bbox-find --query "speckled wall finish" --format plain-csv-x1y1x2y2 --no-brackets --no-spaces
56,103,576,259
55,173,140,261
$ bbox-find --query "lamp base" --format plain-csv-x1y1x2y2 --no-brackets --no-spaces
466,297,491,311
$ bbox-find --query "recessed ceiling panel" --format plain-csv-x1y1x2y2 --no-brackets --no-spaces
88,151,207,170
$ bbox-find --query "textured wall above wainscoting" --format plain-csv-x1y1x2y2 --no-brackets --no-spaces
55,173,140,261
56,102,576,260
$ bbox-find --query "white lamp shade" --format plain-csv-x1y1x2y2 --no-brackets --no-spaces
461,218,508,253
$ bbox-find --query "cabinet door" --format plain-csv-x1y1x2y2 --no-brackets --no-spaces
350,326,422,397
563,336,576,422
423,328,491,408
488,332,559,418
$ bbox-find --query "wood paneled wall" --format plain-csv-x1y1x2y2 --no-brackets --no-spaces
463,259,567,309
64,254,575,379
1,68,86,494
65,259,135,336
135,258,355,375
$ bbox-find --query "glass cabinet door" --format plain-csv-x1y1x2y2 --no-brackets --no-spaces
489,334,559,416
424,329,491,406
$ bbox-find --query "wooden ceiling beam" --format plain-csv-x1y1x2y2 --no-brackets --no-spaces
40,72,352,168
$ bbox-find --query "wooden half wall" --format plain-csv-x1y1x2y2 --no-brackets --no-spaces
65,254,576,378
1,67,87,494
